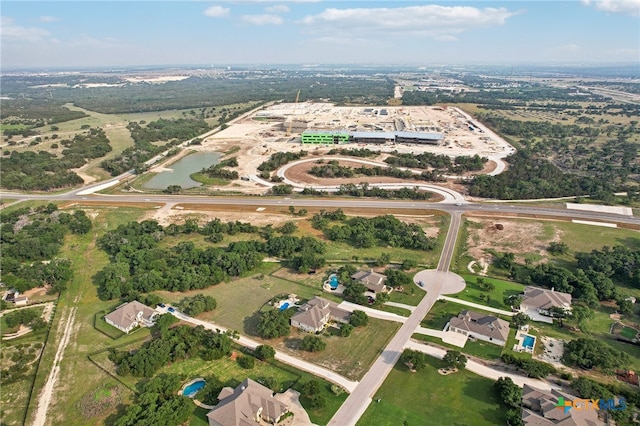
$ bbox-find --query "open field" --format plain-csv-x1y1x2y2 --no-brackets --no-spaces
357,356,507,426
453,274,525,310
22,205,148,426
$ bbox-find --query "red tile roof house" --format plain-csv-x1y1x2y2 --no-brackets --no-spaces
520,286,572,324
104,300,158,334
290,296,351,333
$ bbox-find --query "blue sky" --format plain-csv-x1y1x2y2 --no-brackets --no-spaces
1,1,638,68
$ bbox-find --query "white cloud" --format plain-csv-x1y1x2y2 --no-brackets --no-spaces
203,5,230,17
241,14,283,25
582,0,640,16
299,5,516,38
38,16,60,23
435,35,458,42
265,5,290,13
0,17,50,41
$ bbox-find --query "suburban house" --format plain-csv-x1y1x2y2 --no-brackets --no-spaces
104,300,158,334
521,384,605,426
520,286,572,324
351,270,388,294
290,296,351,333
447,310,510,346
13,296,29,306
207,378,289,426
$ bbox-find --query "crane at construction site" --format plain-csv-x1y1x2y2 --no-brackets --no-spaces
286,89,301,136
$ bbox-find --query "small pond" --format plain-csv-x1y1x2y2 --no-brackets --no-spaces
143,151,221,190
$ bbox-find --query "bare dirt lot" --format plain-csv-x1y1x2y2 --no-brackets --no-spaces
464,218,561,266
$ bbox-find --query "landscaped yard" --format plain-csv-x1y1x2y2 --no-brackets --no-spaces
357,356,507,426
455,274,525,310
421,299,510,331
275,318,401,381
411,332,507,361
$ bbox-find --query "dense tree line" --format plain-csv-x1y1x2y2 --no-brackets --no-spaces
258,151,307,175
256,309,294,339
326,147,378,157
562,338,631,371
94,219,326,299
316,214,436,251
385,152,487,173
576,246,640,288
0,98,88,123
109,324,232,377
500,353,555,379
202,156,239,180
1,204,89,294
469,151,611,199
301,184,434,200
114,374,192,426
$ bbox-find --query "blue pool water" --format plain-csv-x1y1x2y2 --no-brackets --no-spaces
330,275,339,290
522,335,535,349
183,379,206,397
279,302,290,311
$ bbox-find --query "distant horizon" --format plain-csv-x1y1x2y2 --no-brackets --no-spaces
2,1,638,69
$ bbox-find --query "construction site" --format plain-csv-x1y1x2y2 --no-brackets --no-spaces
196,102,515,185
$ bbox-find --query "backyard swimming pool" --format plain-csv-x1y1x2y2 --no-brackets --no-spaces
279,302,290,311
183,379,206,398
522,335,536,350
330,274,339,290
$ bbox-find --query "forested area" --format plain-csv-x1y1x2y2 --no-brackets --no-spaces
300,184,434,200
201,156,239,180
258,151,307,178
1,73,393,114
113,374,192,426
101,118,209,176
109,323,232,377
468,151,611,200
0,204,91,295
2,128,111,190
311,211,436,251
93,218,327,300
385,153,487,174
0,99,87,124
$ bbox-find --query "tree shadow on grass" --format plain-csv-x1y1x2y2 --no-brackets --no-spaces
284,337,303,351
243,312,261,337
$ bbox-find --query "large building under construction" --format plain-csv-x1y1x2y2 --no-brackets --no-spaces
301,130,443,145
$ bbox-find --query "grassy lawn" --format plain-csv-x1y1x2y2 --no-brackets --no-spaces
620,326,638,340
154,263,329,335
453,274,525,310
357,356,506,426
190,172,230,186
411,332,505,360
388,285,426,306
547,221,640,254
275,318,400,381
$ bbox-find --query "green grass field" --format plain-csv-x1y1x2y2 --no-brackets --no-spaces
620,326,638,340
454,274,525,310
411,332,506,360
357,356,507,426
275,319,400,381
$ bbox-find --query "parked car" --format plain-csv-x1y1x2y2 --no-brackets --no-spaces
167,306,175,313
158,303,166,308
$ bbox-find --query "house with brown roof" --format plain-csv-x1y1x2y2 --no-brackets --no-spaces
207,378,289,426
520,286,572,324
447,310,510,346
351,270,388,294
104,300,158,334
290,296,351,333
521,384,605,426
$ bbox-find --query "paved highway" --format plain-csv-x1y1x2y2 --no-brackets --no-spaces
2,191,638,226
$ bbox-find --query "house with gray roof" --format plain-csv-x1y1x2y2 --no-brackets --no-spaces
207,378,288,426
520,286,572,324
351,270,388,294
447,310,510,346
104,300,158,334
290,296,350,333
521,384,605,426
